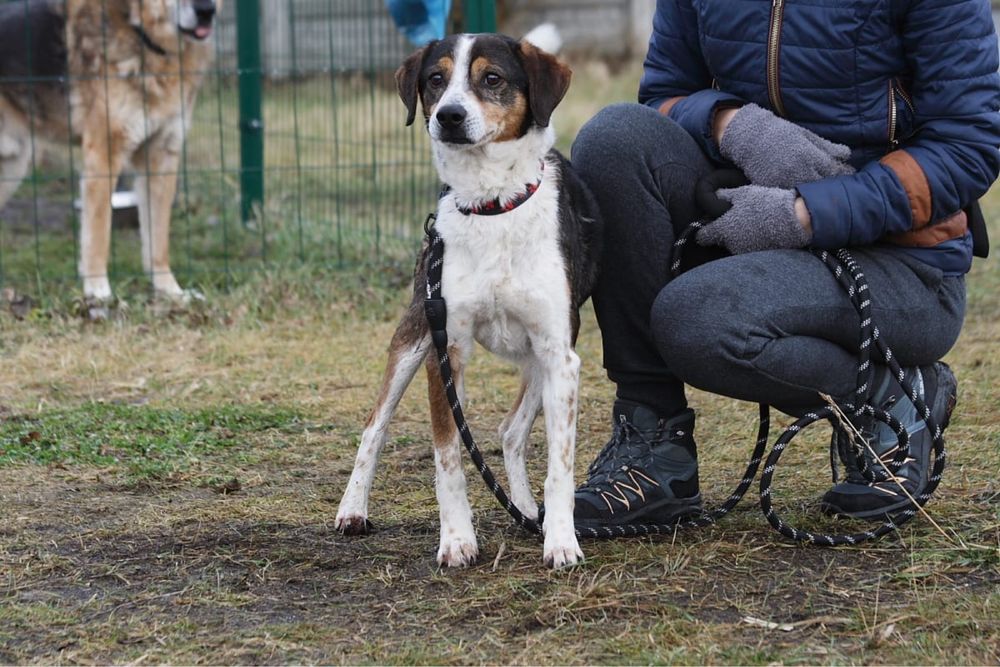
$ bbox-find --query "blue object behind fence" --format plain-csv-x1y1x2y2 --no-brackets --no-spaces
385,0,451,46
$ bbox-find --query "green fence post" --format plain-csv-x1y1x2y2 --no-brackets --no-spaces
463,0,497,32
237,0,264,225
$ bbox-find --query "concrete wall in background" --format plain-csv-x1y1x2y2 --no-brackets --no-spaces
501,0,654,59
216,0,657,76
217,1,411,74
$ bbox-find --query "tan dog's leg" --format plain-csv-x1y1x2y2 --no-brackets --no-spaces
426,341,479,567
133,132,184,298
79,122,127,301
336,308,430,534
498,363,542,520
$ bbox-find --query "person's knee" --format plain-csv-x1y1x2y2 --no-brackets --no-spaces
651,281,705,368
573,104,687,177
572,104,645,173
651,270,744,386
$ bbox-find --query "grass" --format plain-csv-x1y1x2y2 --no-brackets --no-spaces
0,59,998,665
0,402,302,480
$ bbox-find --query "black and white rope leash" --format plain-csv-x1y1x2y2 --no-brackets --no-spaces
423,211,945,545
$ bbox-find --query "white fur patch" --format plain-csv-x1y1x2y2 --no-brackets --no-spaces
523,23,562,54
429,36,490,146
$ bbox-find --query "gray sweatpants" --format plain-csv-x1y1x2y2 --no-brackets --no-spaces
571,103,966,418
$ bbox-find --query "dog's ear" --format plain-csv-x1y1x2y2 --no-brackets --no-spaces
395,44,432,127
517,41,572,128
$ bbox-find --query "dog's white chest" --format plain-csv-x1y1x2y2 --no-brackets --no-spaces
435,179,568,360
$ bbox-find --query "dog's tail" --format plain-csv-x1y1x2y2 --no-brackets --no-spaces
523,23,562,54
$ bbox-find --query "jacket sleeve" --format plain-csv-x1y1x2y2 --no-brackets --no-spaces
638,0,743,162
797,0,1000,249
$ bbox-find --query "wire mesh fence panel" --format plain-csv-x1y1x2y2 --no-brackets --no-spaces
0,0,442,297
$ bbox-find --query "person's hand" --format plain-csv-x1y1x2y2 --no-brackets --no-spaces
695,185,812,254
719,104,854,188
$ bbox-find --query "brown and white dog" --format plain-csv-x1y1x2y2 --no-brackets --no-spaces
335,33,602,568
0,0,218,304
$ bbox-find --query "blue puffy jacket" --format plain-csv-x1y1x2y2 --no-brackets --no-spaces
640,0,1000,274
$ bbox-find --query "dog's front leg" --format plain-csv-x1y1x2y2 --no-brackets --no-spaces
133,126,185,299
538,345,584,568
336,317,430,534
426,341,479,567
498,363,542,520
79,118,128,302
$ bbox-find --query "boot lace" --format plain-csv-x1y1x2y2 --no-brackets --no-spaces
580,415,656,493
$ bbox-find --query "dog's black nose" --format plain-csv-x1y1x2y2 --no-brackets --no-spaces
194,0,216,21
436,104,467,128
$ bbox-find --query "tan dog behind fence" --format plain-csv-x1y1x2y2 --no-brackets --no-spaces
0,0,219,306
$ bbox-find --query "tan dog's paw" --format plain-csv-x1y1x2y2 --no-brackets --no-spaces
437,539,479,567
150,288,209,320
75,295,126,322
176,288,206,305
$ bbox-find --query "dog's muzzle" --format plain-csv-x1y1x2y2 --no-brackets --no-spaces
434,104,473,144
183,0,216,39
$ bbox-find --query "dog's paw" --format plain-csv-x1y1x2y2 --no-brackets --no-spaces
151,273,187,300
153,287,205,306
172,288,206,305
83,276,113,303
335,513,374,535
76,295,125,322
543,536,584,569
437,539,479,567
151,288,208,319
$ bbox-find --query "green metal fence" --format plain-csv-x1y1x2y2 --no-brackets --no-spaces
0,0,495,295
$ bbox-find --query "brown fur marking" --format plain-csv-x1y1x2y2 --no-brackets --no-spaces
426,345,462,466
471,56,528,142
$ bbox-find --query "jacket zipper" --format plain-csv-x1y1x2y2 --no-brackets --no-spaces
888,78,914,149
767,0,787,116
888,80,898,149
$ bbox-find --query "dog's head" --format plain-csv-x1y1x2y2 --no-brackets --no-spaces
129,0,219,42
395,34,571,147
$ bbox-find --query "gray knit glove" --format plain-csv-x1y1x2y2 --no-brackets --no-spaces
695,185,811,254
720,104,854,189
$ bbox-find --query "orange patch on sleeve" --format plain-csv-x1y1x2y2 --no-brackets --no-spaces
887,210,968,248
657,96,686,116
880,149,932,229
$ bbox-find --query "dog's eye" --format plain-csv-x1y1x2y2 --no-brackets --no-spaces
484,73,503,88
428,73,445,88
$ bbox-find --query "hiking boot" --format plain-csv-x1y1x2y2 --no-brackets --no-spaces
573,400,702,528
821,362,957,519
